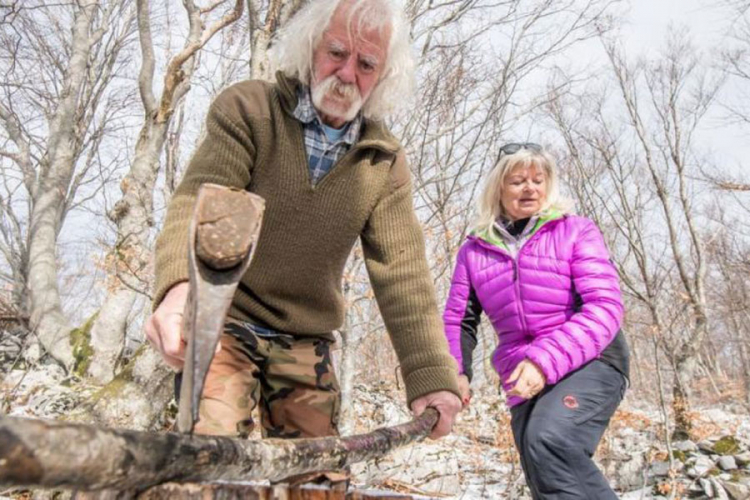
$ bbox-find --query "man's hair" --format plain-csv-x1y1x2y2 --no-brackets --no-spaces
473,148,574,235
271,0,415,121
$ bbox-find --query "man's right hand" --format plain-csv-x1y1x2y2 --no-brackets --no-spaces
458,374,472,408
144,282,190,370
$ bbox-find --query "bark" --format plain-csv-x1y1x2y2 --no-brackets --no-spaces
87,119,169,383
248,0,305,80
672,354,699,440
0,409,438,491
68,347,174,430
338,325,358,436
87,0,245,384
338,249,367,436
26,0,100,368
76,482,413,499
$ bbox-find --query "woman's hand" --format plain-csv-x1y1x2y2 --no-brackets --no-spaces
507,359,546,400
457,374,472,408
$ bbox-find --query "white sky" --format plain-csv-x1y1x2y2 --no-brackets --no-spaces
624,0,748,177
626,0,725,52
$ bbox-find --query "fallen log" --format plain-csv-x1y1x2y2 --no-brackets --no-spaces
73,482,413,499
0,409,438,492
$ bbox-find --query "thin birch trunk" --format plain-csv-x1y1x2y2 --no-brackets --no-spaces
87,0,244,384
248,0,305,80
26,0,100,368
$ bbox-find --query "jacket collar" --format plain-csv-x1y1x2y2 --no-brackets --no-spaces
471,209,566,248
275,71,400,155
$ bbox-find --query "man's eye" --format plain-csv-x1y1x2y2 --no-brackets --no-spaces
360,60,375,72
330,50,345,59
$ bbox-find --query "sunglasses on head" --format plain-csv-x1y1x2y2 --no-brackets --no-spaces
498,142,543,157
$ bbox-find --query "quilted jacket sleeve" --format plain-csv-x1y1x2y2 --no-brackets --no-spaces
443,243,483,380
524,218,624,384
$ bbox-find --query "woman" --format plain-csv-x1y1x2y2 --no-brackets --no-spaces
444,143,629,499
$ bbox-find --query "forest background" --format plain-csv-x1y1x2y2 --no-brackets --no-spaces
0,0,749,498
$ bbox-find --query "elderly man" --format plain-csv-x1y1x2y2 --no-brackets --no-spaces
145,0,461,443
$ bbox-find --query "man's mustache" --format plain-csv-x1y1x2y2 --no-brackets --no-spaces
320,76,359,99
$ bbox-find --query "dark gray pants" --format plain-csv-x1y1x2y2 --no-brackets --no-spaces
510,360,626,500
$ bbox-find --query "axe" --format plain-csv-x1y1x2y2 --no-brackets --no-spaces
177,183,265,434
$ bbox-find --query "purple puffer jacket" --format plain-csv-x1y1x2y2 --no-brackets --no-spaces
443,214,624,407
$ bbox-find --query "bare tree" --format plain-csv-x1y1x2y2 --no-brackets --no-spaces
705,211,750,409
0,0,137,368
721,0,750,126
546,31,723,437
247,0,306,80
86,0,245,384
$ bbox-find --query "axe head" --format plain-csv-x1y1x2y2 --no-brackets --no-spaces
177,184,265,434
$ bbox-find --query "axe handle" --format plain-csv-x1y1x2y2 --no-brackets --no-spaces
176,184,265,434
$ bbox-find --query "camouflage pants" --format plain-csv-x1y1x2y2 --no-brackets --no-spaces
191,318,340,439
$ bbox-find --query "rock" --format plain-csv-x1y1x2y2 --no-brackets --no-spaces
353,440,463,497
719,456,738,471
607,452,649,489
620,487,652,499
711,478,731,500
700,440,718,453
673,440,698,452
722,480,750,500
714,437,742,455
650,461,671,477
701,477,715,497
600,429,652,491
689,455,716,478
722,481,750,500
736,452,750,467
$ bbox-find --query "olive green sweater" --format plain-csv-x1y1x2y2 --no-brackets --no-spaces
154,73,459,404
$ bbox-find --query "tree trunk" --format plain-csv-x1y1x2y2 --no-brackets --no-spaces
26,0,99,368
88,120,168,384
87,0,245,384
338,326,358,436
0,410,438,491
76,483,414,499
248,0,305,80
672,354,698,440
740,335,750,410
69,346,174,430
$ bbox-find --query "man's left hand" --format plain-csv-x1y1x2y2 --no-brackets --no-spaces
410,391,462,440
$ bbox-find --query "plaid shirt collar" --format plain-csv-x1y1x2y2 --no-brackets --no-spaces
292,86,362,145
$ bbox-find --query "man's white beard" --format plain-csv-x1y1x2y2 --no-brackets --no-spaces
311,75,364,123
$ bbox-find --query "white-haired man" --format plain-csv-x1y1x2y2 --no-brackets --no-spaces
146,0,462,447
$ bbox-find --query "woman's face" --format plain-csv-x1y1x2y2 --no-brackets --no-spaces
500,164,548,221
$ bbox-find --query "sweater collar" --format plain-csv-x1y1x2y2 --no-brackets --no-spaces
275,71,400,155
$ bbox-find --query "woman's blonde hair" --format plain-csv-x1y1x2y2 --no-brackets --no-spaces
473,147,573,235
271,0,415,121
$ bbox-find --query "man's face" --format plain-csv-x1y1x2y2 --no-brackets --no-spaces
311,6,390,127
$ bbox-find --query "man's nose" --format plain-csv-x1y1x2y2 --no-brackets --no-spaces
336,56,357,84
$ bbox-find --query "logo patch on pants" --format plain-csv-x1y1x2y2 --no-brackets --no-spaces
563,395,579,409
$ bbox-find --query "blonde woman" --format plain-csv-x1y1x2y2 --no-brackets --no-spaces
444,143,629,499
